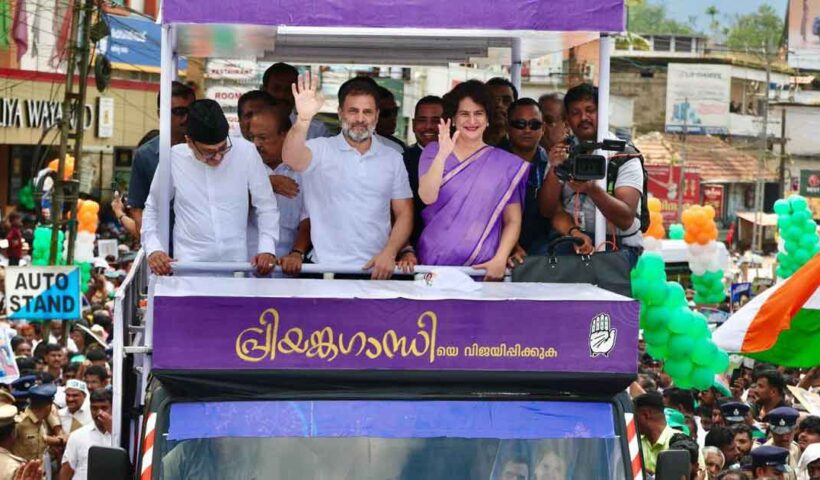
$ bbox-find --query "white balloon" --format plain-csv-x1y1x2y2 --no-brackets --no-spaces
644,237,662,252
703,241,718,255
688,244,706,257
706,255,722,272
690,262,707,276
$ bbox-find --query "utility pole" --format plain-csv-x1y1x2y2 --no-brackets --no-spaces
752,43,771,254
677,98,688,219
778,108,787,198
48,0,94,265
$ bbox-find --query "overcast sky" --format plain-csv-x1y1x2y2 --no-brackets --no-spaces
661,0,788,32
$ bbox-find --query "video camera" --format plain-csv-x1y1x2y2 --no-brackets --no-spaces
553,137,627,182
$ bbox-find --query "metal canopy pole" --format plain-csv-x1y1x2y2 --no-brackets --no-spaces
511,37,523,93
595,34,613,249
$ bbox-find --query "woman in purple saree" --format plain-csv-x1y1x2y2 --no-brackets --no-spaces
418,80,529,280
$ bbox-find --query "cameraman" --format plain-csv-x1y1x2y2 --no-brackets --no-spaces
537,83,643,263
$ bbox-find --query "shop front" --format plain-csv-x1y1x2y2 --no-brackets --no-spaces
0,69,158,211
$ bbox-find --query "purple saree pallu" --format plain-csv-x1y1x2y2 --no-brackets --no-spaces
418,143,530,266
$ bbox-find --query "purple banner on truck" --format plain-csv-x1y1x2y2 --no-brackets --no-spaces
161,0,624,33
153,290,639,374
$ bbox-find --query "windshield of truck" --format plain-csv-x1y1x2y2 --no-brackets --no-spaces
158,399,627,479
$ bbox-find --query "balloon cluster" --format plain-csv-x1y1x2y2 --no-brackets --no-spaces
682,205,725,304
774,195,819,278
70,200,100,293
643,197,666,252
17,182,35,210
48,154,75,180
669,223,685,240
631,252,730,389
31,226,64,266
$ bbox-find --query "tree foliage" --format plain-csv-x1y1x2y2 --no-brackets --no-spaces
725,4,784,51
628,2,697,35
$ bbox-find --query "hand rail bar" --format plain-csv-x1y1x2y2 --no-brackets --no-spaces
171,262,494,277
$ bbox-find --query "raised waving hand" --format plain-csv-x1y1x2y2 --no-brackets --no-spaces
291,72,325,121
437,118,460,157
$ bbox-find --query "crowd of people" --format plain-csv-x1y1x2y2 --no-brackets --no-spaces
0,314,115,480
634,352,820,479
118,62,646,280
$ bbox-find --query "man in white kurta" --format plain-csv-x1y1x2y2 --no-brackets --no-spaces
142,99,279,276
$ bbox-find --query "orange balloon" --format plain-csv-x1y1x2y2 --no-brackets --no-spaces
697,232,711,245
704,205,716,220
47,156,75,180
648,197,662,213
684,232,696,244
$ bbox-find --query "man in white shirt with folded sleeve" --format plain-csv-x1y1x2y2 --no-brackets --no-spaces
282,75,414,280
142,99,280,276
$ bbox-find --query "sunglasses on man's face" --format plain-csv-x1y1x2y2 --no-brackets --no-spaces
171,106,189,117
510,119,544,131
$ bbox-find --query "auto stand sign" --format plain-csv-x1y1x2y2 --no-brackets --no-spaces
4,267,81,320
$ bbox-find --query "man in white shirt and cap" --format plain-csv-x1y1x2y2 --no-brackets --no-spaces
57,380,91,435
142,99,280,276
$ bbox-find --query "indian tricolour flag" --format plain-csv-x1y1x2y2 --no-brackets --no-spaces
714,254,820,367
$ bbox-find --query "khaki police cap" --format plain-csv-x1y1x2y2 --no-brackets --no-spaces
0,389,15,406
0,404,18,427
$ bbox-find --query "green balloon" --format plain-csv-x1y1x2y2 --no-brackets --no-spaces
691,338,718,366
632,277,647,300
690,318,712,339
674,374,694,389
636,253,666,278
669,224,685,240
786,225,803,240
644,281,670,306
773,199,791,215
646,343,668,360
690,366,714,390
667,308,691,334
668,334,695,359
711,349,730,372
644,306,670,331
789,195,808,211
664,357,694,379
644,328,670,348
800,233,819,248
664,282,688,308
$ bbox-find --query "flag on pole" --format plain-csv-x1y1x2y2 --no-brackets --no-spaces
11,0,27,62
713,254,820,368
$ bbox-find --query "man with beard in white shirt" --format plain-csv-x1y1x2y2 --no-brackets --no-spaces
282,75,414,279
142,99,279,276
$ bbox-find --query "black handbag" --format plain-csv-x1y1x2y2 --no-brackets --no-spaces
511,236,633,297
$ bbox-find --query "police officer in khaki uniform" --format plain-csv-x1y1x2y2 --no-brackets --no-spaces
0,403,25,480
760,407,802,479
11,384,63,462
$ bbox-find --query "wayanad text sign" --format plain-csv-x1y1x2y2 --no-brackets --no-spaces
4,267,81,320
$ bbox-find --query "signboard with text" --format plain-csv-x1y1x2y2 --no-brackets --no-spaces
4,267,81,320
646,164,701,224
665,63,731,135
787,0,820,70
97,14,188,71
801,170,820,197
153,278,639,374
702,185,726,218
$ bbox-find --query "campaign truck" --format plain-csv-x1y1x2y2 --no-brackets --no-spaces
94,257,693,479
